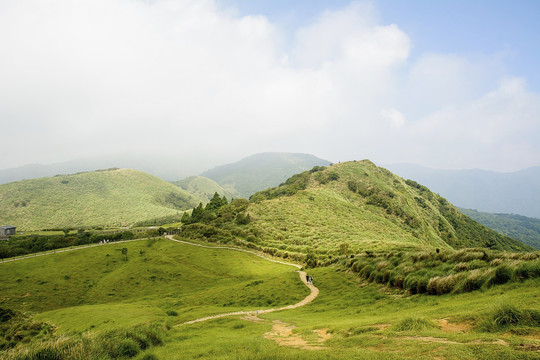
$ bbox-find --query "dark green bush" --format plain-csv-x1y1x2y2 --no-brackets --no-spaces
113,339,140,358
493,265,513,285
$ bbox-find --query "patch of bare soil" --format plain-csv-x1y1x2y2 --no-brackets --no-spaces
402,336,461,344
469,339,509,346
264,320,330,350
516,343,540,352
403,336,509,347
372,323,391,331
438,319,472,333
313,328,332,342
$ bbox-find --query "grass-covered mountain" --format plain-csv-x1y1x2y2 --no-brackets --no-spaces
459,208,540,250
172,176,235,203
181,161,529,261
200,152,331,198
0,168,199,230
385,163,540,219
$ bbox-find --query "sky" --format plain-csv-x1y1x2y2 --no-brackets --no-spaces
1,0,539,174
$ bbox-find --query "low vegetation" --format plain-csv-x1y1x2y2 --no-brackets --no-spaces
341,247,540,295
0,168,198,230
0,228,165,260
1,312,166,360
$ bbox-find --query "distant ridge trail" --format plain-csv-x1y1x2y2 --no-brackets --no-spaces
165,235,319,326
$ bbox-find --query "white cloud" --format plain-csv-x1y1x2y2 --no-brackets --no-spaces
405,77,540,170
0,0,538,173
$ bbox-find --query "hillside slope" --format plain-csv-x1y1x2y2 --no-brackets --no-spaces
0,169,199,230
459,208,540,250
173,176,235,203
385,163,540,219
181,161,529,260
200,152,330,198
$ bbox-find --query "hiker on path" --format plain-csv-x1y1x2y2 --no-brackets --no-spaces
310,275,313,285
306,274,309,284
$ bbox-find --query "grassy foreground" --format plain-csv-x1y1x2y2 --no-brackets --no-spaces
1,237,539,359
151,267,540,359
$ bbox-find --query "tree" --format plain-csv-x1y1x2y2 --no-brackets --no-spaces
190,203,205,223
205,192,228,212
181,212,191,224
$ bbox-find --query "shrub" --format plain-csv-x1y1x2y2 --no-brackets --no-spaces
514,260,540,280
427,273,464,295
456,269,491,293
492,265,513,285
141,354,159,360
393,316,437,331
479,303,540,332
404,274,429,294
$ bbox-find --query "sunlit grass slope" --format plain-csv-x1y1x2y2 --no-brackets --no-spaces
154,268,540,360
0,238,307,332
0,168,199,230
246,161,528,255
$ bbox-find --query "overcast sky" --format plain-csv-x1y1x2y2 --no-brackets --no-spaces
1,0,539,173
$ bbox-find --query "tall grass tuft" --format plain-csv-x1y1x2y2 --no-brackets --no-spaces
479,303,540,332
393,316,437,331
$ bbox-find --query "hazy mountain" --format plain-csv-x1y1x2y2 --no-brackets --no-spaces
0,155,212,185
459,208,540,250
172,176,235,203
0,168,199,230
384,163,540,219
200,152,331,198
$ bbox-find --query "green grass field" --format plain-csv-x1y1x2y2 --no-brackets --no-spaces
1,237,539,359
0,168,199,230
152,266,540,359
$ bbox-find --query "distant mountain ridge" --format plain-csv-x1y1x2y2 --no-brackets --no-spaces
459,208,540,250
200,152,331,198
384,163,540,219
0,168,199,230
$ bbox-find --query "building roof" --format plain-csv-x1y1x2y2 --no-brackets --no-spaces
0,225,16,229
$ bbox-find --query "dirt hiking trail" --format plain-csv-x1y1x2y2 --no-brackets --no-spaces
165,235,319,326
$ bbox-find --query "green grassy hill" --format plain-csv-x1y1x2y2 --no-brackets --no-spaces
181,161,529,262
173,176,235,203
200,152,331,198
0,169,199,231
459,208,540,250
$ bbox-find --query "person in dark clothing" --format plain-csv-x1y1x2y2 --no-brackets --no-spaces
306,274,309,283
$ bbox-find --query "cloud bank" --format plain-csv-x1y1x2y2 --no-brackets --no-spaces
0,0,538,172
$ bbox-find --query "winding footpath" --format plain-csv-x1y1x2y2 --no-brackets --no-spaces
1,235,320,325
165,235,319,326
